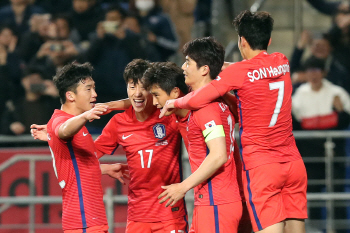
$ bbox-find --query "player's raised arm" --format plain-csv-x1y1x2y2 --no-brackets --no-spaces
96,98,131,115
30,124,48,141
59,105,108,140
159,83,221,118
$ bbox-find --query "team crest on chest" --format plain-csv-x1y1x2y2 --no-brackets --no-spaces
153,123,166,139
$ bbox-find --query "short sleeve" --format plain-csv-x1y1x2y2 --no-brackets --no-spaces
193,102,222,137
52,115,70,140
94,116,120,158
212,62,246,95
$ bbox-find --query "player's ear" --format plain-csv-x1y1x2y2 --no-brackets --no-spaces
170,87,180,99
268,38,272,46
201,65,210,76
66,91,75,102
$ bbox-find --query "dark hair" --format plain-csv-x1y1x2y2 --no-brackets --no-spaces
303,56,326,71
143,62,188,95
182,37,225,79
233,10,274,50
52,13,73,31
0,23,17,36
53,62,93,104
106,3,127,20
123,59,150,84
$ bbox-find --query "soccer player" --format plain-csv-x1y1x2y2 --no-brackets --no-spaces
148,38,241,233
94,59,188,233
160,11,308,233
143,59,252,233
44,62,122,233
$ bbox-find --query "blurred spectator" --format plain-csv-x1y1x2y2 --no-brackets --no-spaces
34,0,72,15
306,0,349,16
193,0,211,38
328,10,350,74
292,56,350,220
69,0,104,42
0,68,59,135
292,57,350,130
130,0,179,61
290,30,350,94
160,0,196,50
78,4,145,131
0,24,22,119
0,0,45,38
18,13,51,63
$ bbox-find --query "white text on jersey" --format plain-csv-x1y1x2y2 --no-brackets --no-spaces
248,63,290,82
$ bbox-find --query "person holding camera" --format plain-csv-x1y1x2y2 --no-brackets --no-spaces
0,67,59,135
28,17,80,79
0,24,22,121
78,4,146,131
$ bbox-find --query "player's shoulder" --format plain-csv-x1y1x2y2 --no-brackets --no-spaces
193,101,223,119
111,106,134,122
269,52,289,63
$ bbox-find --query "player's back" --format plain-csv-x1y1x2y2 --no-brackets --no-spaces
187,101,241,206
222,52,301,170
47,110,107,230
95,107,186,222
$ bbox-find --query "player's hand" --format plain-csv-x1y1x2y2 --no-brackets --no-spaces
158,183,187,207
84,105,109,122
159,99,176,118
95,103,113,115
30,124,48,141
101,163,130,185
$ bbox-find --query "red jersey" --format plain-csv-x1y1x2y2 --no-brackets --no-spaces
94,107,186,222
175,111,191,150
47,110,107,230
175,52,301,170
187,101,241,206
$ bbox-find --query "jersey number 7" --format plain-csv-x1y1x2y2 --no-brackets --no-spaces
269,81,284,127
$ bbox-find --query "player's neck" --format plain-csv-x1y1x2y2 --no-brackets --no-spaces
191,76,212,91
175,108,189,118
61,104,83,116
245,49,266,60
135,105,157,122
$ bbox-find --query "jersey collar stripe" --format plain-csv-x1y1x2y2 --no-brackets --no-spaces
246,170,263,230
67,141,87,229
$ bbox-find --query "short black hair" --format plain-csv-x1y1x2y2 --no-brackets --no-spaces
182,37,225,79
106,3,127,19
233,10,274,50
123,59,150,84
53,62,93,104
303,57,326,71
52,13,73,31
143,62,188,95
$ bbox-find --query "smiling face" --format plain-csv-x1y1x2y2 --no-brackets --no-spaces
72,78,97,113
127,79,153,113
181,55,203,89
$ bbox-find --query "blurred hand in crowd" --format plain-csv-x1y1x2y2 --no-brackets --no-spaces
335,12,350,29
333,95,344,112
0,45,7,65
297,30,312,49
10,122,26,135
